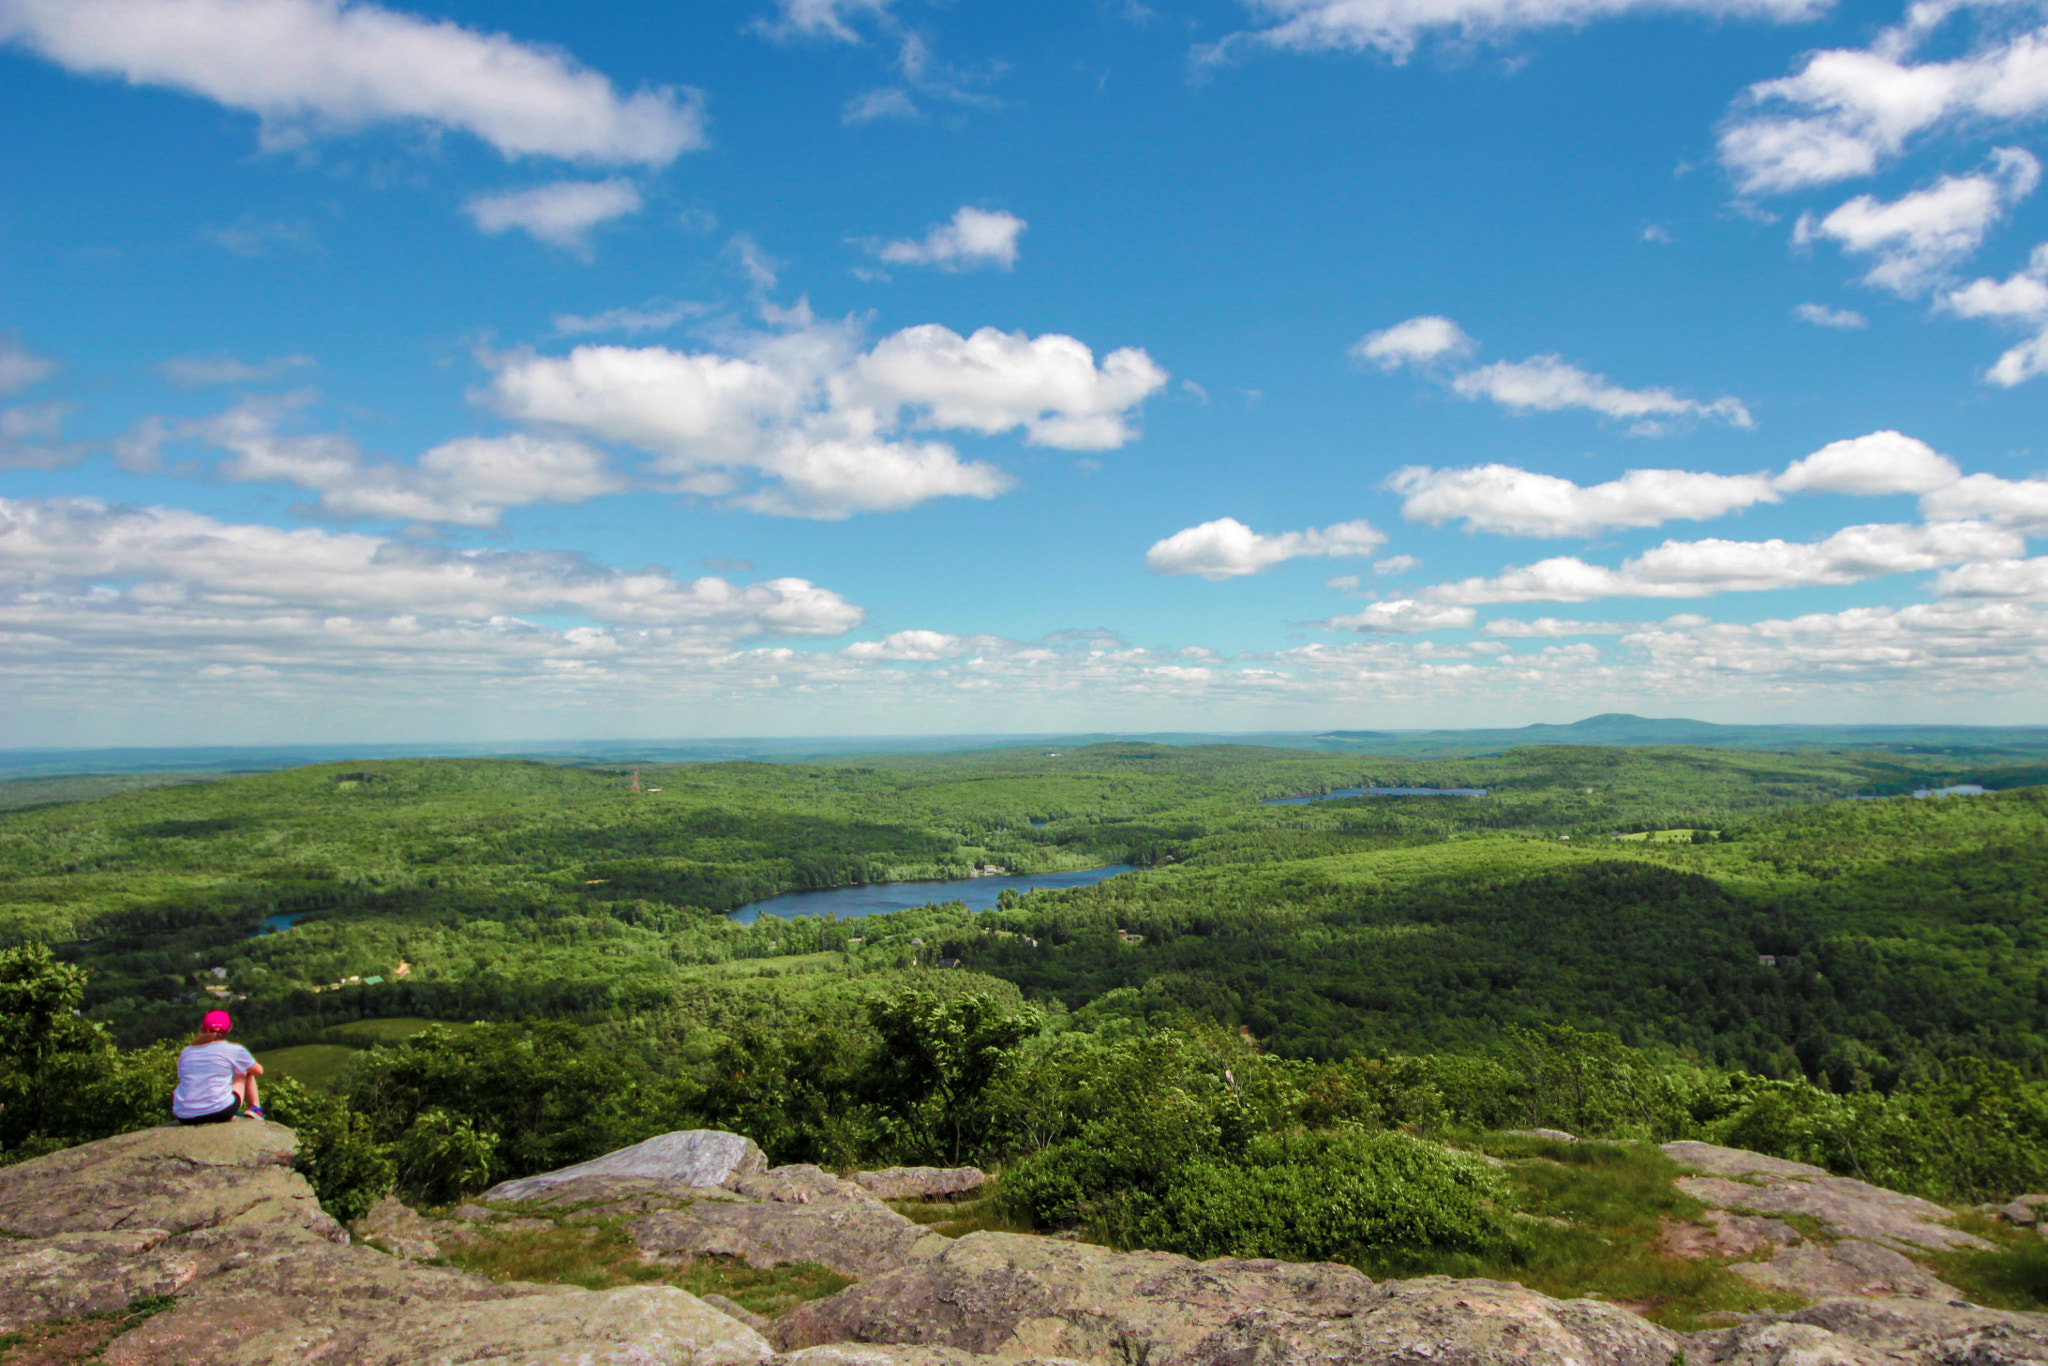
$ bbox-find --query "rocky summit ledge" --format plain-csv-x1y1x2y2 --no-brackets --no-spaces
0,1124,2043,1365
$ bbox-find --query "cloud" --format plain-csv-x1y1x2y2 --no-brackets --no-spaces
1210,0,1823,62
1449,357,1753,431
552,301,704,336
1922,474,2048,532
1793,302,1868,328
754,0,892,43
1775,429,1960,495
1936,555,2048,600
1391,463,1779,537
0,340,56,395
480,321,1164,518
842,629,970,660
1359,317,1750,432
0,496,864,634
1349,315,1474,370
873,207,1025,271
1321,599,1476,633
1794,149,2039,296
1145,517,1386,579
1721,14,2048,196
1374,554,1421,575
843,87,919,124
726,235,781,291
465,180,642,252
1483,616,1665,636
160,353,314,387
0,400,81,470
1944,242,2048,385
0,0,703,164
1420,520,2022,604
204,218,316,257
190,393,630,526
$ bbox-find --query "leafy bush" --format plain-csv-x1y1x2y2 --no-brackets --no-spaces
264,1074,394,1222
1138,1130,1505,1261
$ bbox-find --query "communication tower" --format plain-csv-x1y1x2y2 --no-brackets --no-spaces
631,765,641,793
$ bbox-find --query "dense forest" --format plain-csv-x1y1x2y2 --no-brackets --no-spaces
3,737,2048,1273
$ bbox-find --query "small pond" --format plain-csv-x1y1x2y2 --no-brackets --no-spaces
1260,786,1489,806
253,912,307,936
728,864,1138,925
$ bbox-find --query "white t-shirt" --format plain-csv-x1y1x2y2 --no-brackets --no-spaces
171,1040,257,1118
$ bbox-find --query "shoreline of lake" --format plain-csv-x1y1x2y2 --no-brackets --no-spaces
728,864,1138,924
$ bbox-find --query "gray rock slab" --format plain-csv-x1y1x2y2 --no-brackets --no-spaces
731,1165,884,1206
0,1121,344,1244
1688,1297,2048,1366
1674,1173,1988,1254
484,1130,768,1201
107,1283,776,1366
1663,1142,1834,1180
630,1200,950,1281
774,1231,1679,1366
854,1168,989,1203
1726,1239,1965,1302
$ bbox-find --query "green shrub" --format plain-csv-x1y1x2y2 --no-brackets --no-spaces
394,1107,497,1205
1137,1131,1505,1260
265,1075,394,1223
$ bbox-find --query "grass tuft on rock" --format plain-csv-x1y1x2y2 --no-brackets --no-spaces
430,1214,849,1318
1361,1137,1807,1331
1924,1213,2048,1311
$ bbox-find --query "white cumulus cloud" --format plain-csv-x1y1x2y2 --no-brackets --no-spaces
1944,243,2048,385
465,179,642,252
482,320,1164,519
187,393,629,526
1775,429,1961,495
1421,520,2022,604
1793,302,1868,328
841,629,971,660
1144,517,1386,579
1349,315,1473,369
1321,599,1477,633
0,496,864,634
873,207,1025,271
1922,474,2048,532
1449,356,1753,431
1722,14,2048,197
1391,463,1779,537
1794,149,2040,296
0,0,703,164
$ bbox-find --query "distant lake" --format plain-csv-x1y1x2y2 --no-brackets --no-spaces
253,912,307,936
1261,786,1489,806
729,865,1138,925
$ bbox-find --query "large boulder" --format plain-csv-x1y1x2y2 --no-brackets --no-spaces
106,1282,777,1366
483,1130,768,1201
631,1199,950,1281
854,1168,989,1203
1687,1296,2048,1366
0,1121,344,1244
774,1230,1679,1366
1662,1141,1990,1256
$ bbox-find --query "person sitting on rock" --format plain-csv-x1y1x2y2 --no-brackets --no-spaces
171,1009,264,1124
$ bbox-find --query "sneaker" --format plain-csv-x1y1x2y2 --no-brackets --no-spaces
243,1106,266,1120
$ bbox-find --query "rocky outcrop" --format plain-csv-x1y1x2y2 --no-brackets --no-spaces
1687,1296,2048,1366
484,1128,769,1201
775,1230,1680,1366
0,1121,345,1245
1661,1140,1989,1305
0,1121,781,1366
1662,1142,1989,1254
632,1199,949,1281
854,1168,989,1203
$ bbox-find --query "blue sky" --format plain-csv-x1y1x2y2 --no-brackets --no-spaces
5,0,2048,744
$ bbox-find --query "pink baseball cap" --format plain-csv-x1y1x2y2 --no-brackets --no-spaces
202,1010,233,1032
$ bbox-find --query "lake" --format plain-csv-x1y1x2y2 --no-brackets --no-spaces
253,912,308,936
728,864,1138,924
1260,786,1489,806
